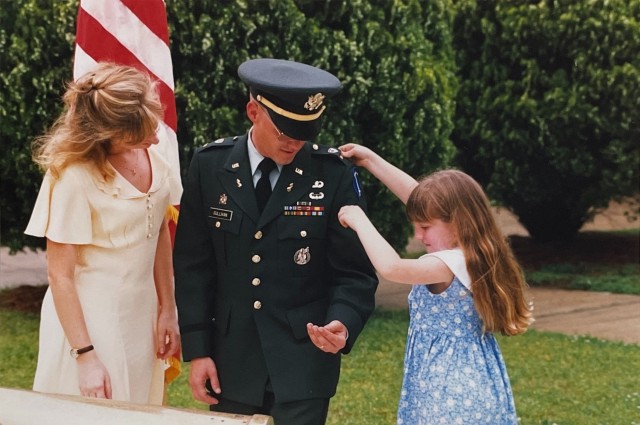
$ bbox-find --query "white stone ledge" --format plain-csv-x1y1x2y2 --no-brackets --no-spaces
0,387,273,425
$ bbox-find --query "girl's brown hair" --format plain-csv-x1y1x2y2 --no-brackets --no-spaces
406,169,532,336
33,62,164,180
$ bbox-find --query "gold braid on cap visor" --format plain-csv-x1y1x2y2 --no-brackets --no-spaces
256,95,326,122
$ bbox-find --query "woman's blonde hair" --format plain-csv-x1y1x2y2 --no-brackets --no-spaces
33,62,164,180
406,169,533,336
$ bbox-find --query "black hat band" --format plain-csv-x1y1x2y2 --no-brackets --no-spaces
256,95,326,122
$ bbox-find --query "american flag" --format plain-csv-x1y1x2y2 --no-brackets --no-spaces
74,0,182,226
73,0,182,389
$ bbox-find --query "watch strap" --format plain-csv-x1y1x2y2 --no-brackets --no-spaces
70,344,94,359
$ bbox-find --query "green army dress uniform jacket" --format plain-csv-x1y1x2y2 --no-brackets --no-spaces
173,134,378,406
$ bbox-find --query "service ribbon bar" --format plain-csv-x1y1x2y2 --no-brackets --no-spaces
284,205,325,216
283,211,325,216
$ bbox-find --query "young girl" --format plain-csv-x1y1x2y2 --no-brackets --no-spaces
337,143,532,424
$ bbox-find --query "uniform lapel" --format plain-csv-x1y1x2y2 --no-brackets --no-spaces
257,146,314,228
216,135,261,223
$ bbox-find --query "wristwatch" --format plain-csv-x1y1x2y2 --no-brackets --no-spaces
70,344,94,359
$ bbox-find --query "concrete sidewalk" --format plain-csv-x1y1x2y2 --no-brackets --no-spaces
376,278,640,345
2,247,639,345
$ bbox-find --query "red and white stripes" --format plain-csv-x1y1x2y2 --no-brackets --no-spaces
74,0,182,205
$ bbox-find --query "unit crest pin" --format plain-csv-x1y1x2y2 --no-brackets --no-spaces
294,247,311,265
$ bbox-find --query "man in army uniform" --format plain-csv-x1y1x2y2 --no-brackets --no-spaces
173,58,378,424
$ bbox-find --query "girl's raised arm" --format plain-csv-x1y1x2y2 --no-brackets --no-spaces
338,205,453,286
339,143,418,204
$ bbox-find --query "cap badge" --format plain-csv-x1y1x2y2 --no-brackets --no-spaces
304,93,325,111
294,247,311,265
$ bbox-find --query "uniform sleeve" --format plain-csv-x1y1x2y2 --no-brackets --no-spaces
325,164,379,354
24,169,92,244
173,150,217,361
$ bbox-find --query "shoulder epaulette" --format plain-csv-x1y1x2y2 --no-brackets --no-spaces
200,136,239,151
310,143,350,165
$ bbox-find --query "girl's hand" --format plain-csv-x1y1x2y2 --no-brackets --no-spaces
157,307,181,359
339,143,374,167
338,205,367,230
77,352,112,399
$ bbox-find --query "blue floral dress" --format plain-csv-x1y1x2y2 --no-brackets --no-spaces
397,250,517,425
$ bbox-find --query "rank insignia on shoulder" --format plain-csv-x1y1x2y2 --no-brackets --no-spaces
202,137,236,150
352,168,362,199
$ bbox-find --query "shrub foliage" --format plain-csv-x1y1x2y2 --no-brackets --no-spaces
1,0,456,252
452,0,640,241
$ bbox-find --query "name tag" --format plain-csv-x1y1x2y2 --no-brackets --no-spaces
209,207,233,221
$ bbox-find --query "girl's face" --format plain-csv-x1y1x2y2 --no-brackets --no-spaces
413,218,457,253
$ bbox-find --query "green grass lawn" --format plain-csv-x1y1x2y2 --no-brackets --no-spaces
2,308,639,425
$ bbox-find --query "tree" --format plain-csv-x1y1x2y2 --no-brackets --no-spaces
1,0,457,252
0,0,78,252
451,0,640,241
168,0,457,251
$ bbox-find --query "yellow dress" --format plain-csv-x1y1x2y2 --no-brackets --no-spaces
25,147,180,405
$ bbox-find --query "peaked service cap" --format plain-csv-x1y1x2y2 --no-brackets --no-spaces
238,58,342,141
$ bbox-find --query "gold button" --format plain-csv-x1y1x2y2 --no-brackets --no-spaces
252,278,261,286
254,231,263,239
215,221,221,228
300,230,307,237
252,255,261,263
253,301,262,310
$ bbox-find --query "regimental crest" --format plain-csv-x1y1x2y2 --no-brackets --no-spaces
304,93,325,111
293,246,311,265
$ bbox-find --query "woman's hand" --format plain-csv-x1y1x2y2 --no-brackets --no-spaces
156,307,180,359
77,352,112,399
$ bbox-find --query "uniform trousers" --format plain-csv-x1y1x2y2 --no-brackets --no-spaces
210,391,330,425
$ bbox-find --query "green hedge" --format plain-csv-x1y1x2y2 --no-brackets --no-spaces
452,0,640,241
1,0,456,252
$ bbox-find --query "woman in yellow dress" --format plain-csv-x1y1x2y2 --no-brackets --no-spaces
25,63,181,404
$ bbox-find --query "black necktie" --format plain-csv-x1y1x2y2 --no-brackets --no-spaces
255,158,277,213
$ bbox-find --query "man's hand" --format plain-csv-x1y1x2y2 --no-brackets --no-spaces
306,320,348,354
189,357,221,405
